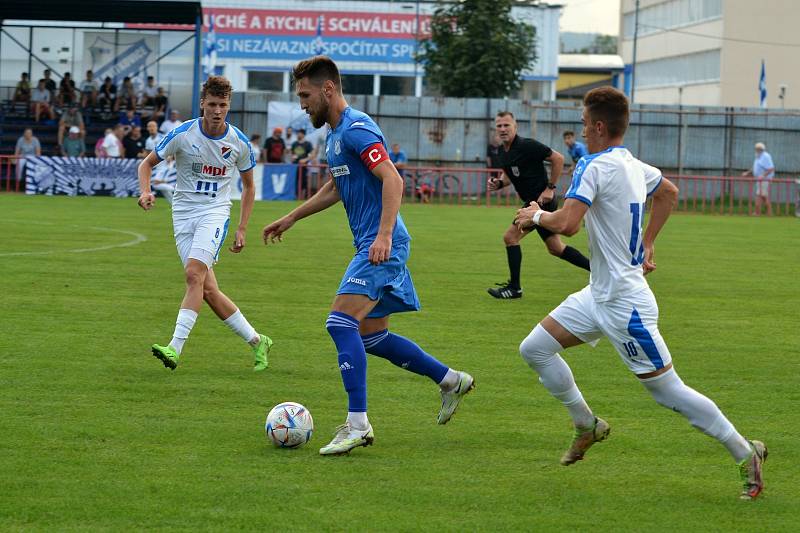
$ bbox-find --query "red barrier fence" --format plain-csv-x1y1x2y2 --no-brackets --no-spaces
0,155,23,192
4,155,797,217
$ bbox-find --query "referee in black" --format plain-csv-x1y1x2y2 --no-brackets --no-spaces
487,111,590,299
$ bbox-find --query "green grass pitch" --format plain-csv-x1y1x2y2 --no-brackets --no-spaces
1,194,798,530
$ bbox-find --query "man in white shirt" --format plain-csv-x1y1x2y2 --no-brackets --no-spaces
137,75,271,372
515,86,766,500
159,109,182,134
741,142,775,216
102,124,124,158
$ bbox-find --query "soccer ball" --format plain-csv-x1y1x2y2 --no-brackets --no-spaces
265,402,314,448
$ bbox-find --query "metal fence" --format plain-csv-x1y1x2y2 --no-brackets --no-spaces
296,162,800,216
232,91,800,178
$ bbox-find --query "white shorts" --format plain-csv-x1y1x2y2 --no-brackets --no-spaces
173,212,230,268
756,181,770,197
549,286,673,375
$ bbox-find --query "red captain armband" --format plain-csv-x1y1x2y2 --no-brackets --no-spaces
360,143,389,170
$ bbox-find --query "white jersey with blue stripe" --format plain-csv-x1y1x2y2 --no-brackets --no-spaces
565,146,663,302
155,119,256,217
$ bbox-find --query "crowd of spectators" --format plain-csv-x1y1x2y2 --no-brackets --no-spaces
10,69,177,160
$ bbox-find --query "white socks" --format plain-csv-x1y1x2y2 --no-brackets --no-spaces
347,411,369,430
223,309,260,346
169,308,198,354
640,368,753,462
519,324,596,429
438,368,460,391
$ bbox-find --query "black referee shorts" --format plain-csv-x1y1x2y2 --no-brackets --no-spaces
512,197,559,241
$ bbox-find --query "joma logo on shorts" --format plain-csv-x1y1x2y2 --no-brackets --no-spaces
347,277,367,286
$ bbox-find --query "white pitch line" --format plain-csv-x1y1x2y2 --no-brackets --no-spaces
0,225,148,257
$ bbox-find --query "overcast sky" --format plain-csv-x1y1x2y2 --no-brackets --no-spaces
558,0,621,35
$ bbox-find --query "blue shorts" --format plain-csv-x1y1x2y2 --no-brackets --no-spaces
337,240,421,319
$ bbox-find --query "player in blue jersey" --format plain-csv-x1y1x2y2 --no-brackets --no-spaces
262,56,474,456
562,130,588,176
515,87,765,499
137,76,272,372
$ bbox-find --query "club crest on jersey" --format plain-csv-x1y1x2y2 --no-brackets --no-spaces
221,146,232,159
334,139,341,155
511,166,520,177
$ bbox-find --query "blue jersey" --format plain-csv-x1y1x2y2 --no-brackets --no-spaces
568,141,589,163
325,107,410,250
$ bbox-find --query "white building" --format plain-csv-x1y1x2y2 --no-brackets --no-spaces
620,0,800,108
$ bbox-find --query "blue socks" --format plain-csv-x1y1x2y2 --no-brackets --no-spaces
361,329,449,384
326,312,367,412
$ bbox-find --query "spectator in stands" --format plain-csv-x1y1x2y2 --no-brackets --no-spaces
102,124,125,158
98,76,117,114
79,70,100,109
284,126,296,148
42,69,56,98
742,141,775,216
250,134,263,162
14,128,41,182
264,127,286,163
30,79,56,122
150,87,169,122
562,130,588,176
61,126,85,157
95,128,112,157
389,143,408,177
291,128,316,197
116,76,137,112
58,104,85,147
58,72,77,107
144,120,163,153
13,72,31,104
123,125,146,159
159,109,182,134
119,108,142,132
140,76,158,107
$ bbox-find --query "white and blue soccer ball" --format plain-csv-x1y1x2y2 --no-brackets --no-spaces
265,402,314,448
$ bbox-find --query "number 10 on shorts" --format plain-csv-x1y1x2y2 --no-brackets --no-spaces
196,180,218,197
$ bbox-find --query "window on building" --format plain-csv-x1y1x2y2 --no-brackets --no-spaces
623,0,722,39
247,71,283,92
341,74,374,95
379,75,415,96
635,49,721,88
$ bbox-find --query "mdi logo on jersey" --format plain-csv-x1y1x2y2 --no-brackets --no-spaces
192,162,227,176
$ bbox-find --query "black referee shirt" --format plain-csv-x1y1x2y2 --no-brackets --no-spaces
498,135,553,203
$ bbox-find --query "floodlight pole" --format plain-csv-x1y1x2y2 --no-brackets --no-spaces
630,0,640,104
191,11,202,118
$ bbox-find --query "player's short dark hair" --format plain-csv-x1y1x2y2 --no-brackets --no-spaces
583,86,629,137
201,75,232,100
563,130,575,137
293,56,341,90
495,111,515,121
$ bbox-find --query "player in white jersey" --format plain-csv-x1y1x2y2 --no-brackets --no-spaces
514,87,766,500
136,76,272,372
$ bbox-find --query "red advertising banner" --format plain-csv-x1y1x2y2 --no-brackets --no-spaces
126,8,431,39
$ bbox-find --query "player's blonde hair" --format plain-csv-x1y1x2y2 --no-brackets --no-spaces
201,75,232,100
